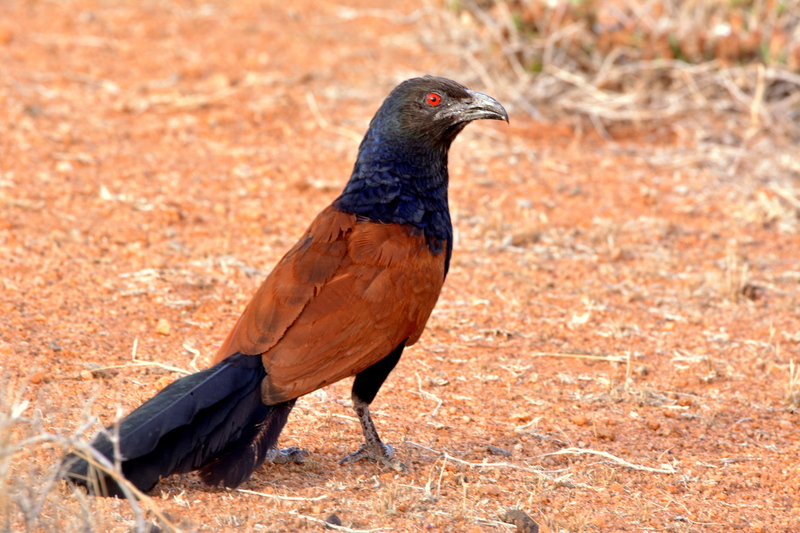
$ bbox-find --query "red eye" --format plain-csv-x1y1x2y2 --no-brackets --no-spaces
426,93,442,106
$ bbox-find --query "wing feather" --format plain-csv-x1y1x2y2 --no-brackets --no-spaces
214,206,446,405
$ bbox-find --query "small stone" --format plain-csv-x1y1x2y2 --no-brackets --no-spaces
741,283,765,301
570,414,589,426
646,419,661,431
82,362,110,379
156,375,174,389
80,370,94,381
677,397,693,407
55,161,74,173
595,427,616,440
325,513,342,527
49,340,62,352
30,371,45,384
501,508,539,533
156,318,171,335
487,445,512,457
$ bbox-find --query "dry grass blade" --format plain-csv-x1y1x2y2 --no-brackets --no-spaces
236,488,328,501
531,352,627,363
63,445,180,532
1,377,178,533
413,372,444,417
289,509,387,532
543,447,678,474
786,360,800,405
406,441,556,479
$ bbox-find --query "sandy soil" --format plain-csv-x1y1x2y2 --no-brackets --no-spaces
1,1,799,532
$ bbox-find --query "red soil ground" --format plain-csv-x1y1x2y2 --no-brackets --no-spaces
1,1,799,531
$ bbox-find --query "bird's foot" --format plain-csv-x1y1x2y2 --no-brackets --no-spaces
338,442,406,472
267,446,309,465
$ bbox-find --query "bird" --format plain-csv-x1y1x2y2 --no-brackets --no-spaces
63,75,508,498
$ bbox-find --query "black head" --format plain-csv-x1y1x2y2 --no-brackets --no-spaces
336,76,507,250
369,76,508,148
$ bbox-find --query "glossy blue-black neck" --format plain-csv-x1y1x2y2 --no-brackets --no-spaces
334,124,454,262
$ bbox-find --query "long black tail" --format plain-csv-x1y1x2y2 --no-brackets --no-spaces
63,353,293,497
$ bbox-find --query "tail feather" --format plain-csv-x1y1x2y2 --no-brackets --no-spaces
199,399,295,488
64,353,272,497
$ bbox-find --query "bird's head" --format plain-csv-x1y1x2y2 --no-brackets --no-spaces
338,76,507,231
368,76,508,149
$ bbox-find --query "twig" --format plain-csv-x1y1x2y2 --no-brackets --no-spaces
531,352,627,363
183,343,202,372
405,441,555,478
289,510,386,532
88,361,192,376
543,447,678,474
236,488,328,501
413,373,443,417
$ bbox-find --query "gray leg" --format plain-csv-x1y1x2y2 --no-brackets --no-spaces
267,446,309,464
338,396,405,471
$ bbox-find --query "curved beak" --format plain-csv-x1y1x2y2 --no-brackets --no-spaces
458,90,509,123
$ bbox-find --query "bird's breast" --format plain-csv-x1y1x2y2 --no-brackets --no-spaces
258,216,448,403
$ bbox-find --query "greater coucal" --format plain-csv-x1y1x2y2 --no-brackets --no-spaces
64,76,508,497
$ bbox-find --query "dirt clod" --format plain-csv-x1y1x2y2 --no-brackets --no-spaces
324,513,342,527
501,508,539,533
487,445,512,457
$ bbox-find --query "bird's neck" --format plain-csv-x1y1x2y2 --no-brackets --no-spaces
334,132,453,246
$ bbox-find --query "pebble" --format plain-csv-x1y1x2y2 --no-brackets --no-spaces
595,427,616,440
501,508,539,533
325,513,342,526
487,445,512,457
156,318,172,335
571,414,589,426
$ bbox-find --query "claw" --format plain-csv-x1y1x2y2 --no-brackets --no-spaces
267,446,309,465
339,442,406,471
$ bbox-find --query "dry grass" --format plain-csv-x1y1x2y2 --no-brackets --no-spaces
440,1,800,233
445,0,800,138
0,377,180,533
787,359,800,404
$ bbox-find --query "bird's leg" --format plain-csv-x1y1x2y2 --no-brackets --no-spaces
339,342,407,471
261,399,309,465
338,396,405,471
266,446,309,464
